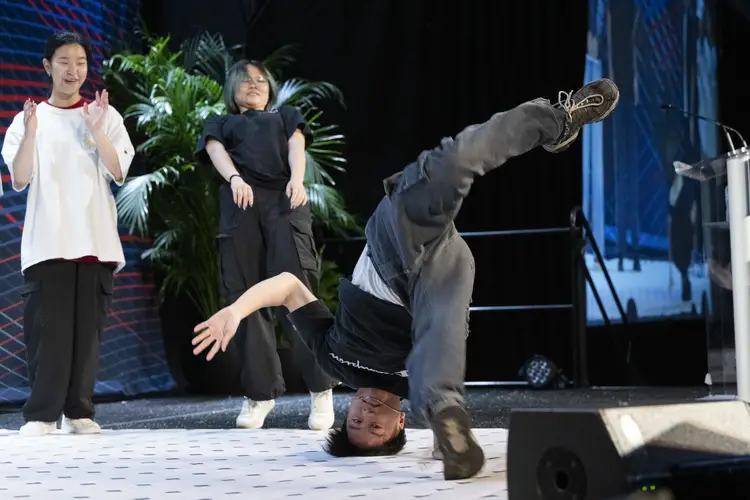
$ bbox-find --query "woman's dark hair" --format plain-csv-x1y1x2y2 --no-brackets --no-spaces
223,59,276,114
44,30,93,62
324,425,407,457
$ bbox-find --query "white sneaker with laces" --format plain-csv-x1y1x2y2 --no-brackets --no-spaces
61,416,101,435
236,398,275,429
308,389,335,430
19,421,57,437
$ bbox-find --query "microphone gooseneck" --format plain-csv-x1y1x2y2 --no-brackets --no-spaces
660,103,747,153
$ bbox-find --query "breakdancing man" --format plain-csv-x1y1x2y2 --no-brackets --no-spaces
192,78,620,480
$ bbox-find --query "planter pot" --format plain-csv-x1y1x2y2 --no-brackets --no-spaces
153,263,305,396
158,294,306,396
157,284,243,395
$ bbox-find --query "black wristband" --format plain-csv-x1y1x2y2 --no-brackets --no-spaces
229,174,241,183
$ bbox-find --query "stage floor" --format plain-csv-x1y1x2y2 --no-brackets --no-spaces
0,387,713,499
0,427,508,499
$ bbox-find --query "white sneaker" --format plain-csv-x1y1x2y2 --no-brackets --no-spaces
308,389,335,430
61,416,101,435
236,398,275,429
19,421,57,437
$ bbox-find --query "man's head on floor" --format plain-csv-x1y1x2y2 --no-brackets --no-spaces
324,388,407,457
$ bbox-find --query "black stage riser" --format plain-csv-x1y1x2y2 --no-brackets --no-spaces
507,400,750,499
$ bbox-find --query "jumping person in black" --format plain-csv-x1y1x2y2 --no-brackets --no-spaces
193,78,620,480
196,60,337,430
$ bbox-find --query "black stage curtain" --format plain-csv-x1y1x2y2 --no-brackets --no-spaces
718,2,750,139
143,0,588,384
243,0,586,230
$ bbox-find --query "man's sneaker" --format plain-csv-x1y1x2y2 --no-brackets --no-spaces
430,406,485,480
19,421,56,437
236,398,275,429
308,389,335,431
544,78,620,153
61,416,101,435
432,433,444,461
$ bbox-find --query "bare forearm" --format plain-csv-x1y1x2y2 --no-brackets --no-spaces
229,272,313,319
12,134,36,189
206,140,241,182
288,132,306,183
92,129,123,182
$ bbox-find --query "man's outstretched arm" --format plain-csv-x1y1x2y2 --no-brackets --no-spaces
232,271,317,317
192,272,317,360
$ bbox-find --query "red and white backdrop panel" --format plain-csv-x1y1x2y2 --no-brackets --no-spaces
0,0,176,404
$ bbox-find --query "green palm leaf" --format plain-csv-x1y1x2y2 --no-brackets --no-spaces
272,79,345,111
181,31,241,85
261,44,300,79
116,165,181,235
306,183,360,236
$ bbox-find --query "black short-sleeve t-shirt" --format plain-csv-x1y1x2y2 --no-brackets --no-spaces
286,278,413,399
196,104,313,190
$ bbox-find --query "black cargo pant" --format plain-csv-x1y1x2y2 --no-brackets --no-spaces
21,260,114,422
218,184,337,401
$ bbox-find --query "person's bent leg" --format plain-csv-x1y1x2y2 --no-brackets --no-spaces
265,194,338,430
364,98,561,303
364,78,619,309
21,261,77,436
375,80,619,264
406,233,484,480
62,262,113,435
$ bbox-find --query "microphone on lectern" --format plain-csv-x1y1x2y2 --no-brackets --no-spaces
660,103,747,153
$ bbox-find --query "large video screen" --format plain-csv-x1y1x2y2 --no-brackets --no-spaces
582,0,719,325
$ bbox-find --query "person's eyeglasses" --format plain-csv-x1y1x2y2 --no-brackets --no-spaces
353,396,404,414
242,75,268,86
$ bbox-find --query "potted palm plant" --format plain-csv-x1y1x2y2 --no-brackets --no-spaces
103,30,360,393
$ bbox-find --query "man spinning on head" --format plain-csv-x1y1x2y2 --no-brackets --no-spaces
192,78,619,480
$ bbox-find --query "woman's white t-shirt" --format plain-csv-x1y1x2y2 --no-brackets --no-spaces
0,99,134,274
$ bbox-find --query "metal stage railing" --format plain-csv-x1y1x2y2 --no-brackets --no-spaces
325,227,574,315
569,207,632,387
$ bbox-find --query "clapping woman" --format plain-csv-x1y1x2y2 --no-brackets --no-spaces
1,30,134,436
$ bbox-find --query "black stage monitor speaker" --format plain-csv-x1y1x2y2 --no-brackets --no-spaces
507,400,750,499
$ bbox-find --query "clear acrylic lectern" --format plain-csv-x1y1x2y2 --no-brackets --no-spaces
675,148,750,401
